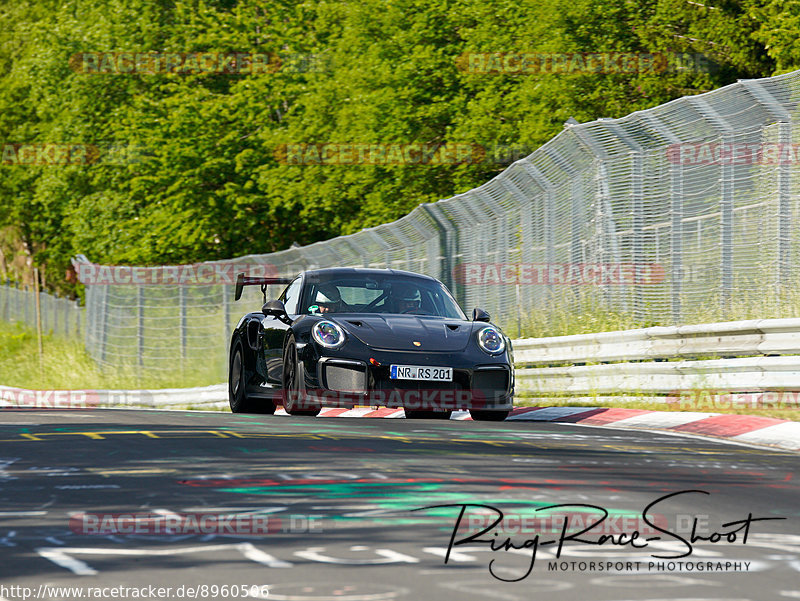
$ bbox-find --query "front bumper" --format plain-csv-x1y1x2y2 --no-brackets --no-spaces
305,350,513,410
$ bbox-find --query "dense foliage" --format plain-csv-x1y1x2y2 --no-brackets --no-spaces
0,0,788,295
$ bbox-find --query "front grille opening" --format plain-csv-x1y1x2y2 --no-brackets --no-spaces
472,369,509,402
324,364,367,393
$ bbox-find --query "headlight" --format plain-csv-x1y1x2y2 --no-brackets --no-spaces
477,326,505,354
312,320,346,349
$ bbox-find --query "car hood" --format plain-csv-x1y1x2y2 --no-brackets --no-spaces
331,315,473,352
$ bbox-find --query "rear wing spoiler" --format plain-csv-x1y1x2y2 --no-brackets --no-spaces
234,272,292,301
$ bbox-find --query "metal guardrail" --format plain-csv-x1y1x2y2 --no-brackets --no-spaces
513,318,800,396
3,318,799,407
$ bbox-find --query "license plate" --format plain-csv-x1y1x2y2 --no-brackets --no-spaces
390,365,453,382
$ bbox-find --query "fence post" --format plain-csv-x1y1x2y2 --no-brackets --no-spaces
137,287,144,368
24,283,30,326
99,285,109,364
420,203,456,294
519,163,557,305
75,299,82,339
2,280,8,323
52,293,58,336
179,286,187,369
670,162,683,323
366,230,392,272
570,178,583,265
34,268,43,364
632,152,644,321
778,121,792,292
720,133,734,316
84,288,92,350
222,283,230,354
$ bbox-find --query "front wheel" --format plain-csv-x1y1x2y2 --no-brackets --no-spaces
282,336,319,416
469,410,510,421
228,337,275,414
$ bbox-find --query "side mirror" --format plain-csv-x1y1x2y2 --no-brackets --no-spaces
472,308,491,322
262,299,288,318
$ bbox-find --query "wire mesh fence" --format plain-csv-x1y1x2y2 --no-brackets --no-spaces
58,68,800,380
0,281,84,339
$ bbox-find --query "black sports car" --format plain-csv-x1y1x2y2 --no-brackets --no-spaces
228,267,514,420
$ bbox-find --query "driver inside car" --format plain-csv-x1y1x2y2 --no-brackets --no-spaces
308,285,343,314
393,285,422,313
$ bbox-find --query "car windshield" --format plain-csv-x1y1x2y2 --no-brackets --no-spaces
301,274,466,319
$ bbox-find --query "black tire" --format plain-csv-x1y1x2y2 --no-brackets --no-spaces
282,335,319,416
228,336,275,414
469,410,510,421
404,409,453,420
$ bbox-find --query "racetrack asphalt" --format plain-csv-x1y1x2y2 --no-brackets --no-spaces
0,408,797,601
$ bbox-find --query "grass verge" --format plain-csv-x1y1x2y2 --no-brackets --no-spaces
0,320,219,390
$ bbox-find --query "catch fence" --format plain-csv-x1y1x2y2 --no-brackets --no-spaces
70,69,800,379
0,281,84,339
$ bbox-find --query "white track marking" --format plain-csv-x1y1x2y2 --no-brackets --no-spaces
734,421,800,451
0,511,46,516
293,546,419,565
36,543,292,575
506,406,599,420
611,412,718,429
